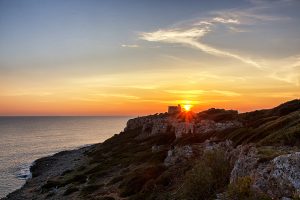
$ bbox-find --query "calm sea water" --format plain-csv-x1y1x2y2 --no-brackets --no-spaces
0,116,131,198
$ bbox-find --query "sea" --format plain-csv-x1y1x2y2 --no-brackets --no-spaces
0,116,132,198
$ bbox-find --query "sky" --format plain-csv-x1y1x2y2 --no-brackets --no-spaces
0,0,300,116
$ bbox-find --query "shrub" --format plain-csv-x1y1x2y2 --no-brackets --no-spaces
41,180,61,191
119,165,165,197
155,171,173,187
257,146,283,163
80,184,104,196
63,185,79,196
202,149,232,188
227,176,253,199
179,149,232,200
180,161,215,200
108,175,124,185
226,176,271,200
63,174,87,185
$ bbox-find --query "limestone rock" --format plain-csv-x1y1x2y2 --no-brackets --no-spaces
164,145,193,166
173,122,194,138
195,120,242,134
252,152,300,198
230,145,259,183
229,145,300,198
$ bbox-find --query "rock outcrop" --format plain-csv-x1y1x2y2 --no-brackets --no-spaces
230,145,259,183
164,145,193,166
125,112,243,139
229,145,300,199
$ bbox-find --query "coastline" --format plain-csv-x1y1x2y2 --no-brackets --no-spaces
2,100,300,199
2,144,97,200
16,144,93,181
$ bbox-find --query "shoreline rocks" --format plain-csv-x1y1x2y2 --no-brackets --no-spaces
3,145,94,200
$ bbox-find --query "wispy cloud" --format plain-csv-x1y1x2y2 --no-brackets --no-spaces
91,93,140,100
212,10,290,24
139,4,280,70
138,2,300,85
268,55,300,85
2,91,53,97
165,89,241,97
140,26,263,69
213,17,240,24
121,44,139,48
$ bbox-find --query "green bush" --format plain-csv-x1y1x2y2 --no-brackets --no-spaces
119,165,165,197
202,149,232,188
227,176,253,199
179,149,232,200
180,161,215,200
226,176,271,200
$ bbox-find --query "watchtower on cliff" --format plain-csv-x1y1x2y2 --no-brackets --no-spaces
168,104,181,114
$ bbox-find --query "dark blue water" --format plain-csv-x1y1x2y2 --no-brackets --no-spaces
0,116,131,198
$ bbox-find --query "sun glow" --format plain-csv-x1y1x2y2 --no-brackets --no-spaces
183,104,192,112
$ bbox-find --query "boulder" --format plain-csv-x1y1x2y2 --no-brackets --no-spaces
229,146,300,198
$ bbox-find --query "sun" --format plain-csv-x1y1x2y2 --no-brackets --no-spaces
183,104,192,112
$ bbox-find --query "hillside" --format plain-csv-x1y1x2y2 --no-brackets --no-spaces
4,99,300,200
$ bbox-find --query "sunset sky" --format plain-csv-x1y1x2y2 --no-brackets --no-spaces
1,0,300,116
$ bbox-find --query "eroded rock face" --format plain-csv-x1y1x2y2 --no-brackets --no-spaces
272,152,300,191
252,152,300,198
195,120,242,134
172,122,194,138
229,145,300,198
230,145,259,183
150,119,169,135
125,114,243,139
164,145,193,166
125,115,164,131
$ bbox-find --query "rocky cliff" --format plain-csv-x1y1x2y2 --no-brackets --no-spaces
3,99,300,200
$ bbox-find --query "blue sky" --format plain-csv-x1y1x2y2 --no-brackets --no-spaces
0,0,300,115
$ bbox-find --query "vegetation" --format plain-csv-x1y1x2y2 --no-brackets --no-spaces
197,108,238,122
178,149,232,200
63,185,79,196
119,165,165,197
225,176,271,200
80,184,104,196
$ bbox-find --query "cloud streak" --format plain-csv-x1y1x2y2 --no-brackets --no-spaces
165,89,241,97
138,3,300,85
121,44,139,48
140,25,263,69
213,17,240,24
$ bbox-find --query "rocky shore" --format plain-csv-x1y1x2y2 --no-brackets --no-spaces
3,145,94,200
3,99,300,200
